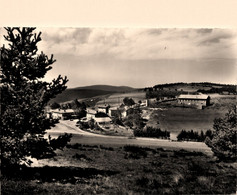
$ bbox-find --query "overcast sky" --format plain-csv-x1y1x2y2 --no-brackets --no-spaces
1,28,237,88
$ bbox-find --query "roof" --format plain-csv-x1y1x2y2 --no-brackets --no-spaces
94,117,111,123
86,108,97,114
95,112,109,117
98,105,110,109
110,107,119,111
50,109,75,114
178,94,209,100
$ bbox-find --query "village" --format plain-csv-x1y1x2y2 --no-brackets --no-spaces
2,26,236,195
46,89,212,139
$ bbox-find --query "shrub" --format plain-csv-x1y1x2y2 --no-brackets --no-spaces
134,126,170,139
205,106,236,161
177,130,213,142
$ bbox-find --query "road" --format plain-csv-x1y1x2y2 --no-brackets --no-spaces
46,120,213,155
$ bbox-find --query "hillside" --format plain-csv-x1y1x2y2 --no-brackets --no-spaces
150,82,236,94
51,85,135,103
73,85,135,92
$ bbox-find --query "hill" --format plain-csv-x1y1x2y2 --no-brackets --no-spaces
73,85,135,92
149,82,236,94
51,85,135,103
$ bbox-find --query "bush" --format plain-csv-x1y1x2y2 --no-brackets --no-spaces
50,102,60,109
123,145,148,159
134,126,170,139
205,106,236,161
177,130,213,142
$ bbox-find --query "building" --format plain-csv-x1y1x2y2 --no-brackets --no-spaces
109,106,128,118
48,109,75,120
94,117,112,125
97,105,110,114
108,107,119,117
177,94,210,109
86,108,97,120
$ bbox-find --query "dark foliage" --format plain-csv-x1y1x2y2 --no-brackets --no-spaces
111,111,124,126
177,129,213,142
123,108,146,130
123,145,148,159
134,126,170,139
123,97,135,106
50,102,60,109
2,165,118,184
0,27,71,167
205,105,236,161
198,85,236,94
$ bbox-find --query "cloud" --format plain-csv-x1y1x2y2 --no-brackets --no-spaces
196,29,213,34
37,28,237,61
197,29,235,46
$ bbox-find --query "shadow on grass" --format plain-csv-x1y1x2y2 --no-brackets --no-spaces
3,165,119,184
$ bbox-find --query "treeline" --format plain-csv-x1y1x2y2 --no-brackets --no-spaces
153,82,186,88
197,86,236,94
177,130,213,142
153,82,235,88
134,126,170,139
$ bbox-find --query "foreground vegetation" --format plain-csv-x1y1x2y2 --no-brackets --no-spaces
2,144,236,194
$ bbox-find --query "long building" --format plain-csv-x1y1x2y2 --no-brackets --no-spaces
177,94,210,109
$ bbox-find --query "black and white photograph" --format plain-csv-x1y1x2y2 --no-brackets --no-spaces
1,1,237,194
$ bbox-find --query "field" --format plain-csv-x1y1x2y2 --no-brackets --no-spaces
144,95,235,139
147,107,225,139
97,91,146,107
2,144,236,194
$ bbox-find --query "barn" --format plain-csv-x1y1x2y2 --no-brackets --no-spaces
177,94,210,109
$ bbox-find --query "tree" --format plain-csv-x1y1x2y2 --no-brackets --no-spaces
205,106,236,161
0,27,72,168
50,102,60,109
123,97,135,107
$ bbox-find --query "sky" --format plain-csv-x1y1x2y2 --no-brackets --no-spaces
1,28,237,88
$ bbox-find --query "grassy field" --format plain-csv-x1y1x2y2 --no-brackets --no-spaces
97,91,146,107
147,107,225,135
146,95,235,139
2,144,236,194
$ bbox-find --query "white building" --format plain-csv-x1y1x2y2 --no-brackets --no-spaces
178,94,210,109
86,108,97,120
48,109,75,120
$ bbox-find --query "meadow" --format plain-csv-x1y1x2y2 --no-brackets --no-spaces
96,91,146,107
2,144,236,194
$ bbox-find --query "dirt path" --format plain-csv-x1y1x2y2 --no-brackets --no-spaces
46,120,213,155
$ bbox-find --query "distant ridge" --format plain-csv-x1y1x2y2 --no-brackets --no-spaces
70,85,135,92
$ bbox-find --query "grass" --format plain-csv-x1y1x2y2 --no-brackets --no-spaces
97,91,146,107
147,96,235,137
2,144,236,194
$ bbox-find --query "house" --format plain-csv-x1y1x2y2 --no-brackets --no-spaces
97,105,110,114
108,106,128,118
48,109,75,120
86,108,97,120
140,99,148,107
94,112,112,125
177,94,210,109
108,107,119,117
94,117,112,125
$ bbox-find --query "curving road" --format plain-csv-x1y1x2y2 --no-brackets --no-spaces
46,120,213,155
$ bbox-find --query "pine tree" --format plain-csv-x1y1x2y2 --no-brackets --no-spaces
0,27,71,167
205,105,236,161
